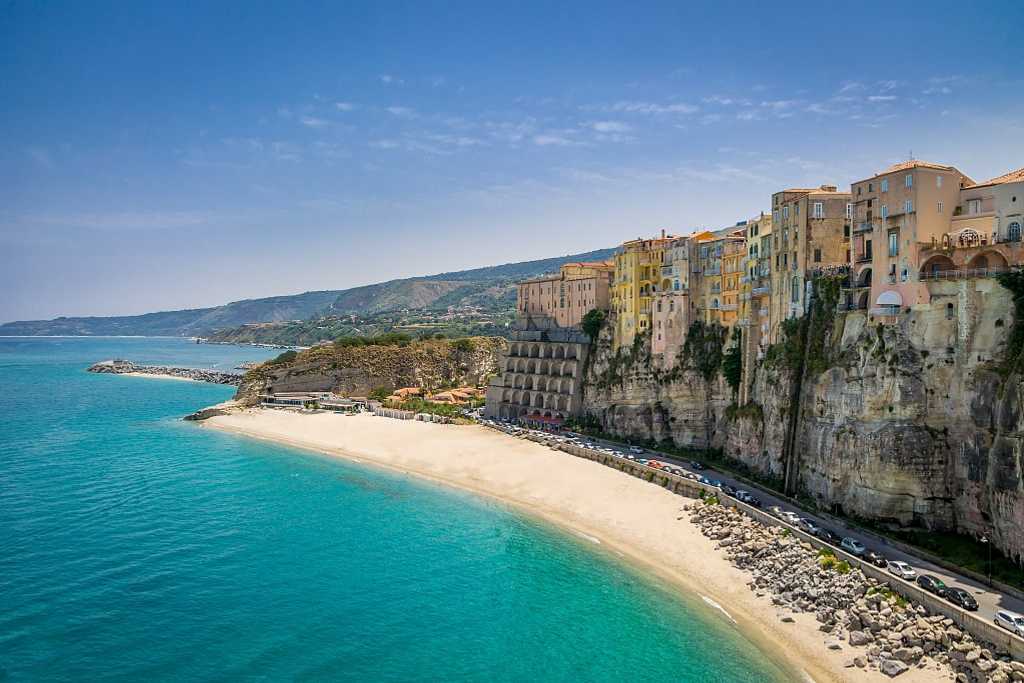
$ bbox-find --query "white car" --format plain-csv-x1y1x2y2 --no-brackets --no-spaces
887,561,917,580
840,537,866,556
628,446,645,454
994,610,1024,637
780,511,802,526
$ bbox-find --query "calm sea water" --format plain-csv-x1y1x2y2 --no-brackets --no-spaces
0,337,793,682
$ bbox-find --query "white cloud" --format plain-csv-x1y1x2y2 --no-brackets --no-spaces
335,102,355,111
300,116,328,128
369,139,401,149
28,210,216,231
378,74,403,85
533,134,577,147
590,121,632,133
592,100,699,115
867,95,897,102
386,106,416,118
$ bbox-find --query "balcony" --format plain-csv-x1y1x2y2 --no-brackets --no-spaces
661,265,675,277
855,253,873,264
918,267,1012,281
751,286,770,296
854,222,874,234
720,304,739,312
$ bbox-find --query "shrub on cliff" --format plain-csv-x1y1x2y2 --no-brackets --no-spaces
268,350,298,365
722,329,742,397
581,309,606,340
995,270,1024,375
450,338,475,352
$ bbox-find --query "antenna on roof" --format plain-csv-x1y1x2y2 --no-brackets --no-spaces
909,149,914,162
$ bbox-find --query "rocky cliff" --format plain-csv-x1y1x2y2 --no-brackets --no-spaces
577,275,1024,562
581,319,733,448
234,337,505,405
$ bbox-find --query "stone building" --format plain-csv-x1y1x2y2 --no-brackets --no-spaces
483,316,592,426
769,185,852,339
517,261,614,328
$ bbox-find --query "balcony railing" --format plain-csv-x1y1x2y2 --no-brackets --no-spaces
661,265,675,276
855,254,873,263
854,222,874,234
751,286,771,295
918,267,1012,281
720,303,739,311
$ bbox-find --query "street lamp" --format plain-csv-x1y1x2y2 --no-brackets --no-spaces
980,535,992,584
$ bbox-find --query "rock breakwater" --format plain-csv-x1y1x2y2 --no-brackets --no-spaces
690,501,1022,681
87,359,242,386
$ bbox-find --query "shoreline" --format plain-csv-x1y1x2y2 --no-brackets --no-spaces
199,409,934,683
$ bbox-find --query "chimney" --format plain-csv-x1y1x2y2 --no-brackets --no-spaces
820,184,837,192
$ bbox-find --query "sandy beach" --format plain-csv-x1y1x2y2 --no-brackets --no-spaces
202,409,939,683
123,371,197,382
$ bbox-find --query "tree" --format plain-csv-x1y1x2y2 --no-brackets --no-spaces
581,309,606,340
269,350,298,365
722,328,742,398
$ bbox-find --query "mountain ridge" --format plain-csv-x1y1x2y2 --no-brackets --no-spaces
1,247,616,337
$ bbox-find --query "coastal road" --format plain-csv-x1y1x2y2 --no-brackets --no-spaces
569,433,1024,628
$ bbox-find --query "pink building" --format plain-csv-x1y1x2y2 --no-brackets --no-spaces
516,261,614,328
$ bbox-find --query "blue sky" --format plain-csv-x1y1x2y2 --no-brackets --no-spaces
2,0,1023,321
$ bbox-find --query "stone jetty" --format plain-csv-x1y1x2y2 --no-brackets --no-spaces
87,359,242,386
689,501,1022,681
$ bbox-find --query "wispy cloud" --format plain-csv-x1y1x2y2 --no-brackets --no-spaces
867,95,897,102
27,147,54,169
335,101,355,111
300,116,329,128
385,106,416,118
590,121,632,133
587,100,699,115
27,210,217,231
378,74,404,85
533,134,580,147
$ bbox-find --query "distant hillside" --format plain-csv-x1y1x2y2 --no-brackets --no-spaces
1,247,616,337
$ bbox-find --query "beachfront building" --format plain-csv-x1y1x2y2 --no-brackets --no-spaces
611,232,675,349
848,161,972,315
517,261,614,328
769,185,852,340
650,234,695,363
720,229,747,329
483,316,593,427
917,166,1024,284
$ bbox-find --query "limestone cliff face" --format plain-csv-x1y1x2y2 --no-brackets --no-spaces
235,337,505,405
581,318,732,448
727,278,1024,561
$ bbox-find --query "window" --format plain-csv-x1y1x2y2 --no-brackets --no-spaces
868,183,873,192
846,203,853,219
968,199,982,214
1009,222,1022,242
936,175,943,188
782,206,790,219
844,224,850,237
880,204,889,219
813,202,824,218
905,174,913,188
901,268,908,282
888,231,899,257
904,199,913,214
881,179,889,192
795,203,800,215
791,277,800,303
814,248,822,263
937,201,943,213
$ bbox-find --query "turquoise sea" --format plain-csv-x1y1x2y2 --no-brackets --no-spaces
0,337,793,681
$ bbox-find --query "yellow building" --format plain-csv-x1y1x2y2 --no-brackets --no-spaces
720,229,747,329
611,232,674,348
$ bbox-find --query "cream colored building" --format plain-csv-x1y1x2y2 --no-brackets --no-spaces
848,161,973,314
611,232,675,349
517,261,614,328
769,185,852,339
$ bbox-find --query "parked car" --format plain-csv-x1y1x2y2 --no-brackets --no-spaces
735,491,761,507
816,528,841,545
767,505,784,518
780,511,802,526
800,518,821,535
840,537,866,556
864,551,888,568
995,610,1024,637
916,574,948,598
628,446,645,454
946,588,979,611
887,561,917,580
690,461,705,470
721,485,737,498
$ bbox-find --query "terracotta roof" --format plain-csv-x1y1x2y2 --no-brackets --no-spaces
880,160,955,174
976,167,1024,187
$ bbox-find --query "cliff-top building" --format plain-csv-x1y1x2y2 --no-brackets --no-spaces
769,185,852,340
611,231,675,349
486,261,614,427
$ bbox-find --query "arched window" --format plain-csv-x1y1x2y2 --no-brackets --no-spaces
1009,222,1022,243
946,303,955,320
